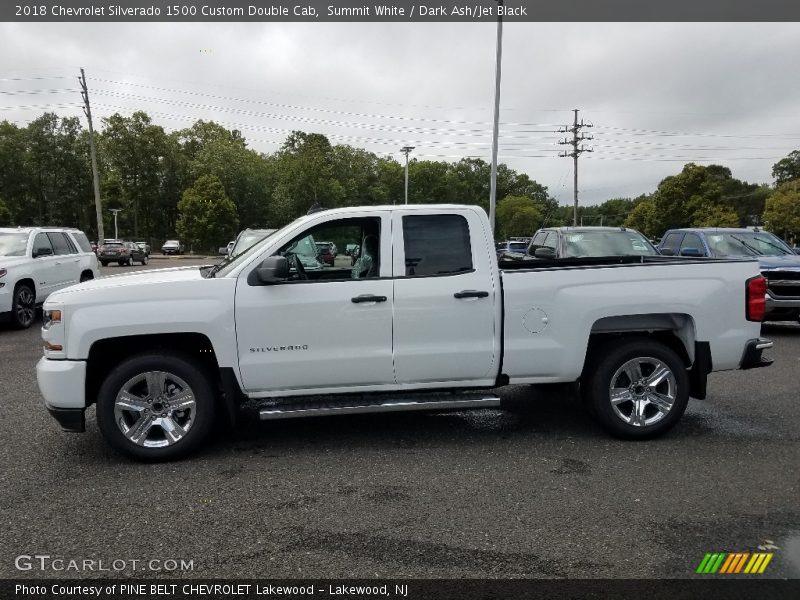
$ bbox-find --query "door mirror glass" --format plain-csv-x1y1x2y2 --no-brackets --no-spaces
254,256,289,285
533,247,556,259
659,247,675,256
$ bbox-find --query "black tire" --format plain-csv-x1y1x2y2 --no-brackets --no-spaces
142,255,149,265
79,272,93,283
11,283,36,329
582,337,689,439
96,353,217,461
100,261,108,267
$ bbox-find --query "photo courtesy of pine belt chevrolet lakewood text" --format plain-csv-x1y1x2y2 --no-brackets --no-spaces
35,205,773,460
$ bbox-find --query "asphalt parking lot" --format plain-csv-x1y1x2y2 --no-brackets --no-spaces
0,257,798,579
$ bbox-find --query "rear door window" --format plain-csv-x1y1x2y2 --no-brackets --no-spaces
70,231,93,253
402,214,472,277
47,232,75,255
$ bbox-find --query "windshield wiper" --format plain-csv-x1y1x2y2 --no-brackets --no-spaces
729,236,763,256
752,236,790,255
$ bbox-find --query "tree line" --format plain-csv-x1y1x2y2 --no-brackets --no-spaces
1,111,799,251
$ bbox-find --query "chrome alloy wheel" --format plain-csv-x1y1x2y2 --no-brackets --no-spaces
113,371,196,447
15,287,35,327
608,357,677,427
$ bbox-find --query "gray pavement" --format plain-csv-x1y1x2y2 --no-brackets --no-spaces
0,259,797,579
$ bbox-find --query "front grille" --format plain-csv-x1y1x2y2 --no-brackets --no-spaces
763,270,800,281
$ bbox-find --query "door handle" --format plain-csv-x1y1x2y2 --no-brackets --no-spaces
454,290,489,299
351,294,388,304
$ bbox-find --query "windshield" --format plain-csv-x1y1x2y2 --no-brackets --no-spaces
0,232,29,257
206,222,302,278
232,230,276,256
562,231,657,258
707,232,793,257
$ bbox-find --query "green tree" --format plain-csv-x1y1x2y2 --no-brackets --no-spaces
496,195,543,239
624,199,659,238
762,181,800,243
772,150,800,186
176,175,238,253
100,112,169,241
691,203,740,227
0,196,12,225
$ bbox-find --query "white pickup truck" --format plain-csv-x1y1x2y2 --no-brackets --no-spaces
36,205,773,460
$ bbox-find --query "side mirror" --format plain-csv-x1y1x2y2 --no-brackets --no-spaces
533,247,556,259
679,247,704,257
218,247,228,256
252,256,289,285
33,247,53,258
659,248,675,256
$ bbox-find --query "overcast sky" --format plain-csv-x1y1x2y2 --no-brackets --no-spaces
2,21,800,206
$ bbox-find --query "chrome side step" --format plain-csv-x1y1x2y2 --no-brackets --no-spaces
258,393,500,421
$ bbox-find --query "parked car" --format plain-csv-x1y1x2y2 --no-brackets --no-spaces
36,205,771,460
135,241,151,256
315,241,336,266
99,241,148,266
0,227,98,329
90,241,98,254
659,228,800,323
501,227,658,260
496,240,530,255
125,241,149,266
161,240,184,255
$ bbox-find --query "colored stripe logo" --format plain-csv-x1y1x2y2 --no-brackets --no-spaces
696,552,773,574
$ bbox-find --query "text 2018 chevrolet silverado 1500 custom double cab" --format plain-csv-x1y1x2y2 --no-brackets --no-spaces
36,205,773,460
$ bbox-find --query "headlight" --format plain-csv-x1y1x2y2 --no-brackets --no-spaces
43,309,62,329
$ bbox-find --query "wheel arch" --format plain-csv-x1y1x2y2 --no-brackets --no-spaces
85,332,242,425
586,313,696,368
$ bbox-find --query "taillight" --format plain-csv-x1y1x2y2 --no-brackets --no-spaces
746,275,767,322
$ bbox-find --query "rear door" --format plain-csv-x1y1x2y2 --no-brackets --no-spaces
46,232,81,289
391,209,498,384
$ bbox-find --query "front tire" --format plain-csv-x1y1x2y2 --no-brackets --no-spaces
141,255,149,265
96,353,216,461
583,338,689,439
11,283,36,329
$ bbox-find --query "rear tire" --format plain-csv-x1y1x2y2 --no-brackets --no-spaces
583,337,689,439
79,272,93,283
96,353,216,461
142,255,149,265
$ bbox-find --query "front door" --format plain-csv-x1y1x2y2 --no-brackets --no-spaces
235,212,395,393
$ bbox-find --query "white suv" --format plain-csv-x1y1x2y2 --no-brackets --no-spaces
0,227,99,329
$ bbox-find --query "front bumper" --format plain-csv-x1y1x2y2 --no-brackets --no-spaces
739,338,774,370
37,354,87,407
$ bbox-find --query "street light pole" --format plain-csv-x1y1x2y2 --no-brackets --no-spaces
489,0,504,236
109,209,122,240
400,146,415,204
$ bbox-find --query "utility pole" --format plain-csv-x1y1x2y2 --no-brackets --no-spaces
109,208,122,239
488,0,504,235
79,68,104,243
558,109,593,226
400,146,415,204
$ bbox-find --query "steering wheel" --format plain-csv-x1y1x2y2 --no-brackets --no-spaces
291,254,308,280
